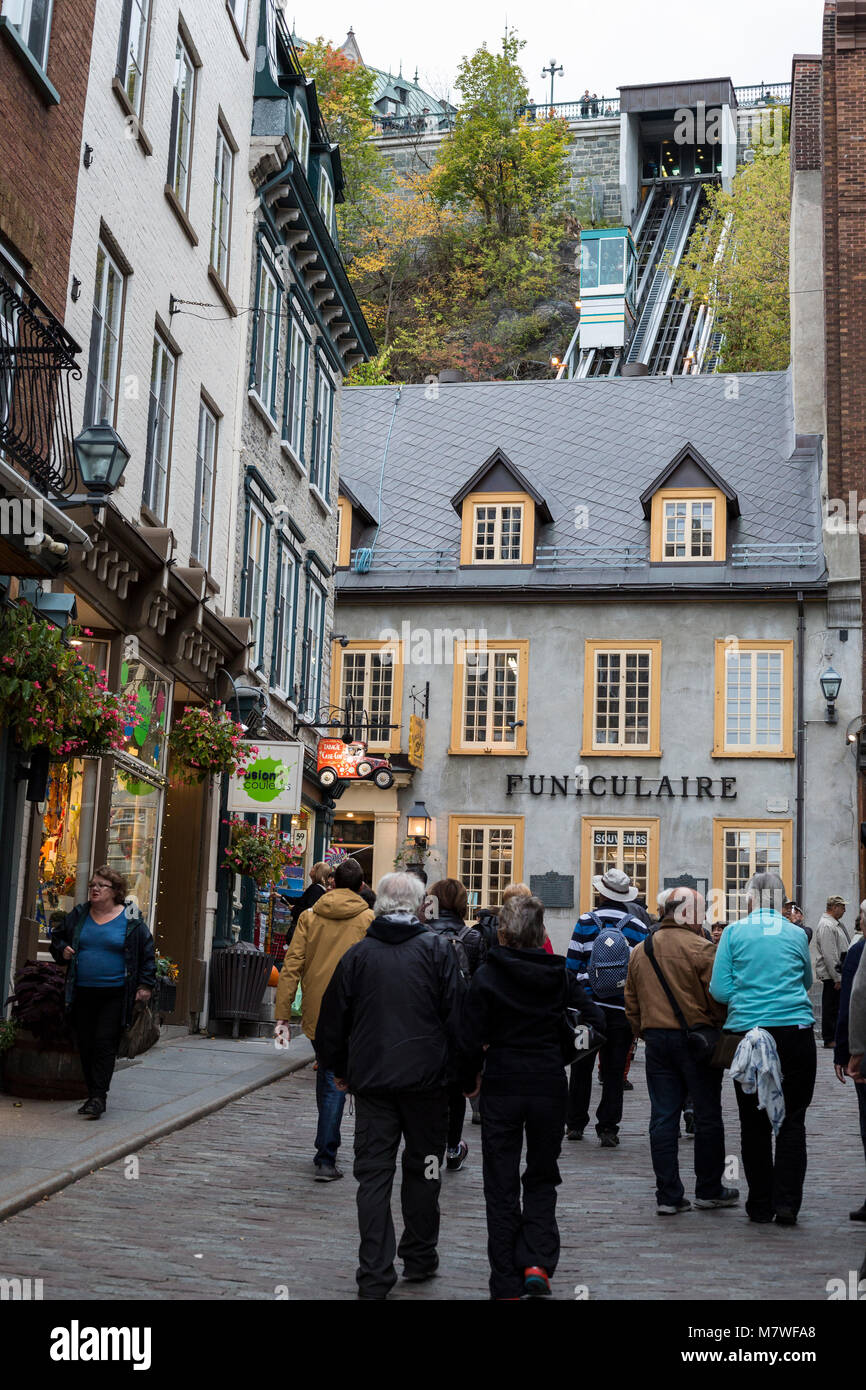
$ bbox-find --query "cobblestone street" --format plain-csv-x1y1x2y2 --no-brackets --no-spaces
1,1040,863,1301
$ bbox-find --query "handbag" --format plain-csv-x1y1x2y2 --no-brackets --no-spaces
560,979,604,1064
643,932,721,1066
117,1000,160,1059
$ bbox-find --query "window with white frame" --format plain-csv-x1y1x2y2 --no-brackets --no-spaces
722,645,786,754
663,497,715,560
293,103,310,174
461,648,520,747
318,168,334,235
455,821,517,911
284,315,307,460
115,0,149,116
142,332,175,518
246,504,268,667
227,0,247,36
2,0,53,68
273,544,297,694
210,125,233,284
472,501,524,563
254,256,280,415
168,32,196,209
304,581,325,713
310,365,333,494
191,399,217,566
339,648,395,749
591,646,654,751
719,824,787,921
84,241,125,427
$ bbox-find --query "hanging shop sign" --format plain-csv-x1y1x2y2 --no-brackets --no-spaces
408,714,425,769
316,738,395,790
228,741,303,814
505,773,737,799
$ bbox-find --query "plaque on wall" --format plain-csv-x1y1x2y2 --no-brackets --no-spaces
663,874,709,899
529,871,574,908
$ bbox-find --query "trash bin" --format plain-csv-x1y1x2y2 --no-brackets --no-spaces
210,942,274,1037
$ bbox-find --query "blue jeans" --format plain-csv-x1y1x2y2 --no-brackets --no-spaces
643,1029,725,1208
314,1056,346,1167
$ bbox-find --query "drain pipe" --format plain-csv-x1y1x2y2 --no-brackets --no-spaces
795,591,805,903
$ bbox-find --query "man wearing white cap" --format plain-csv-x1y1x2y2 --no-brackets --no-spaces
565,869,651,1147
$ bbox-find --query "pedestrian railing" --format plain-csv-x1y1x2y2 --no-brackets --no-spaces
731,543,820,568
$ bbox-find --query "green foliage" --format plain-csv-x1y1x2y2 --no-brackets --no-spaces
674,143,791,373
347,347,394,385
0,1017,17,1054
223,818,302,888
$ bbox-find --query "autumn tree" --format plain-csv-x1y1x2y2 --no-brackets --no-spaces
674,141,791,373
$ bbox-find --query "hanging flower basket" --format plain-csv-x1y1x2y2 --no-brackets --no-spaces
223,818,303,888
0,603,134,758
169,702,258,783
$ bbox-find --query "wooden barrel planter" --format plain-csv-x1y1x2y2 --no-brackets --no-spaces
1,1030,88,1100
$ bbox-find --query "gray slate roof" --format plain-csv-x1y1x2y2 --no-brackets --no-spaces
337,371,825,594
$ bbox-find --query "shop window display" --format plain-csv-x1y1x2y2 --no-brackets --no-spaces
105,657,172,922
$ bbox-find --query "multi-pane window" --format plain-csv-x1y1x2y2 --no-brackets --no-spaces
451,819,521,912
84,242,124,427
318,168,334,235
246,505,267,667
191,400,217,565
254,258,279,415
116,0,149,115
2,0,53,67
168,33,196,209
273,544,297,695
142,332,175,518
716,641,792,756
0,247,24,432
210,126,233,284
582,818,658,913
450,640,528,754
284,316,307,459
339,648,395,751
663,498,714,560
590,646,656,751
716,822,789,921
293,104,310,173
304,581,325,713
472,503,523,563
310,366,333,494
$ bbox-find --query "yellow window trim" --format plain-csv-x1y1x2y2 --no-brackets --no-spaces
329,639,404,755
579,815,660,915
650,487,727,563
712,639,794,758
580,639,662,757
449,638,529,755
711,818,793,922
447,814,525,908
336,498,352,568
459,491,536,566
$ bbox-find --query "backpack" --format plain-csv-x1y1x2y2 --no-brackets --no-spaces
436,921,474,979
586,911,639,998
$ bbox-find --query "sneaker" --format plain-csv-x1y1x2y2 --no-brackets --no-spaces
598,1131,619,1148
565,1128,584,1141
695,1187,740,1209
774,1207,797,1226
523,1266,551,1296
657,1200,692,1215
623,1079,634,1092
445,1141,469,1172
849,1202,866,1222
313,1163,344,1182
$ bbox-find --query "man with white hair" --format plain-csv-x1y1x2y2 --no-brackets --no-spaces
815,894,852,1047
316,870,464,1299
710,872,815,1225
834,899,866,1220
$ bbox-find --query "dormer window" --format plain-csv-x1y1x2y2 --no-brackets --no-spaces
318,168,334,235
293,103,309,174
472,499,524,563
641,445,738,565
452,448,551,568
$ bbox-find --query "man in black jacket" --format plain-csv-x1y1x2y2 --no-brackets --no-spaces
316,870,464,1300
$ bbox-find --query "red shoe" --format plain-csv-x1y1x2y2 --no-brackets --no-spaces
523,1266,551,1297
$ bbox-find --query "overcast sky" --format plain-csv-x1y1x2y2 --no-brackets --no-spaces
288,0,823,106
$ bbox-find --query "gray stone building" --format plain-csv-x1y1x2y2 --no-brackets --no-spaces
333,371,859,950
231,5,374,890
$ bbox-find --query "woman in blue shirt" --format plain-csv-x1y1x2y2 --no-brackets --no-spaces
710,872,816,1225
50,866,155,1119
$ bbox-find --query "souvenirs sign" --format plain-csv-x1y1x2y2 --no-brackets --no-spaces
228,741,303,814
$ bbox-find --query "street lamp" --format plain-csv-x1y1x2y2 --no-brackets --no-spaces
820,666,842,724
407,799,431,848
72,420,131,496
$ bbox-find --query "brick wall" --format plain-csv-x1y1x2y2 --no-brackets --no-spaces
790,56,823,177
0,0,96,315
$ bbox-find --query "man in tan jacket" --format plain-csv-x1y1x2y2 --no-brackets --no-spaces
275,857,373,1181
625,888,735,1216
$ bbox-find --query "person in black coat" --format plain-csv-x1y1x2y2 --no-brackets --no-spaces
286,862,333,937
316,871,464,1300
833,902,866,1221
427,878,486,1170
49,865,156,1119
459,894,606,1300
